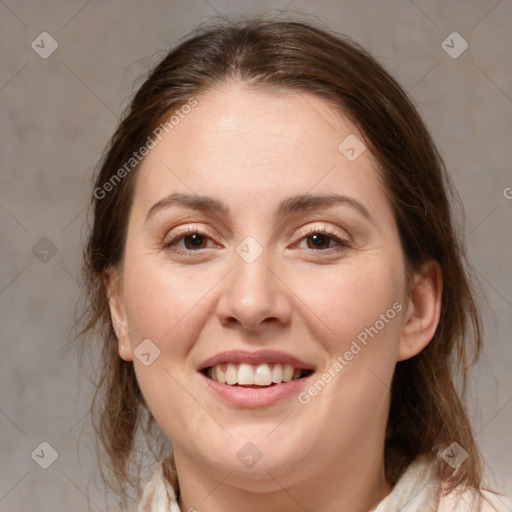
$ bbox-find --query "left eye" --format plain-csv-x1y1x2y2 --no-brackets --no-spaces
295,229,350,251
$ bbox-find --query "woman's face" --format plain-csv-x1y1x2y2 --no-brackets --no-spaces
106,83,437,490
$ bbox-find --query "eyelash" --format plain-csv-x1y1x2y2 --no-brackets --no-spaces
162,225,351,256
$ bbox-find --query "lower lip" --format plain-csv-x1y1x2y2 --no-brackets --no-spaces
199,371,313,408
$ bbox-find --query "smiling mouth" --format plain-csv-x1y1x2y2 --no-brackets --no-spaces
201,362,314,387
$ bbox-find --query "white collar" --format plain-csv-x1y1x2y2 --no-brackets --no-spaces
136,454,457,512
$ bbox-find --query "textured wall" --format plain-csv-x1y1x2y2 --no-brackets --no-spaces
1,1,511,510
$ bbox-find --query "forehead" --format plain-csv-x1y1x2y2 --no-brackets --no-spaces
132,82,391,223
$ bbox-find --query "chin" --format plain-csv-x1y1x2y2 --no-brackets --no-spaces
209,438,307,479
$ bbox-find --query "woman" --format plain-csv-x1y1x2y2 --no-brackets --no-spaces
78,16,509,512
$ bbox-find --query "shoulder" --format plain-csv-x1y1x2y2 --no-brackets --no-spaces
438,486,512,512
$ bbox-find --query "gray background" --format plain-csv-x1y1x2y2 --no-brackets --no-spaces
1,1,511,511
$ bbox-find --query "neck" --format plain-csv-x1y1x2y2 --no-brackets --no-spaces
174,448,392,512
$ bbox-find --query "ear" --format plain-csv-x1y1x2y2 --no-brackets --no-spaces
102,266,133,362
397,260,443,362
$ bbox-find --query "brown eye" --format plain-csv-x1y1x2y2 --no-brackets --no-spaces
296,228,351,252
306,233,335,250
182,233,208,250
163,227,218,255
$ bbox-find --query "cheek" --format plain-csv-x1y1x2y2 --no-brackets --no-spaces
296,260,404,428
121,252,210,348
300,258,405,352
120,254,216,438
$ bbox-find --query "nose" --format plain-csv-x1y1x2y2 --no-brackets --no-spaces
216,246,292,334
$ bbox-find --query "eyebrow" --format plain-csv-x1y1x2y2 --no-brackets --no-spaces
145,192,375,226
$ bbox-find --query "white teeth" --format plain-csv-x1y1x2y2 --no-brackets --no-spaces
271,363,283,383
238,363,254,385
254,363,272,386
216,365,226,384
225,363,238,385
282,364,294,382
208,362,306,386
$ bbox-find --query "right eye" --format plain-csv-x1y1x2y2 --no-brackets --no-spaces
162,227,220,255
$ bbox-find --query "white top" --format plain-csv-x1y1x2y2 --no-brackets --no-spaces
136,455,511,512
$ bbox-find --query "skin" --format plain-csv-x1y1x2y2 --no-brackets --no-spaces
104,82,442,512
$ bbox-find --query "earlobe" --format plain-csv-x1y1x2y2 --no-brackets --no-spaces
397,260,443,362
102,267,133,362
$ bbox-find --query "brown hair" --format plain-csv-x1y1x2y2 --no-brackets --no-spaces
76,14,491,508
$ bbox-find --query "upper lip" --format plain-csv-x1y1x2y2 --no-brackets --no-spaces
197,349,316,371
